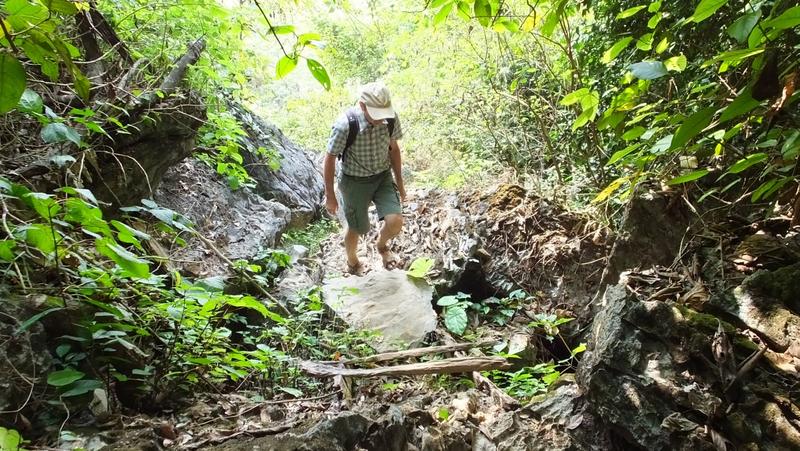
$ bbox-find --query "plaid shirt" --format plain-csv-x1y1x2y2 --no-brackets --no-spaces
326,107,403,177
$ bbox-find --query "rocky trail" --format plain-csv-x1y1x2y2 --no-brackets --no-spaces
3,98,799,451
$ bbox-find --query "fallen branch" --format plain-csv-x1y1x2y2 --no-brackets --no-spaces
339,339,499,365
185,421,298,450
725,345,767,393
301,356,511,378
130,38,205,110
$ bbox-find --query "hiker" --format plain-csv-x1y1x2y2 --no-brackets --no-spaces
323,81,406,274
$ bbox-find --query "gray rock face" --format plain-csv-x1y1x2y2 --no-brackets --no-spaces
322,269,437,351
227,101,324,228
578,278,800,451
601,189,692,286
154,158,291,276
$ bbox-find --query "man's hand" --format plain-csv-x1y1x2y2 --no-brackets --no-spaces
325,194,338,216
397,184,407,202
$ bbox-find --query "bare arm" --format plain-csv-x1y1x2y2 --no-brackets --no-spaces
323,153,338,214
389,139,406,201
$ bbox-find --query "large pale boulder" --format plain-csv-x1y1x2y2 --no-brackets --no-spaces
322,270,437,351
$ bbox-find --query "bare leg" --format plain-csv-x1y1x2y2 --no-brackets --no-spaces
377,214,403,268
344,227,361,272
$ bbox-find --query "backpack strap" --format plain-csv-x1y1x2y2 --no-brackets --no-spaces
386,117,395,140
340,109,359,161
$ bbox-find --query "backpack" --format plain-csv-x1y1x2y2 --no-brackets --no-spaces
339,108,396,161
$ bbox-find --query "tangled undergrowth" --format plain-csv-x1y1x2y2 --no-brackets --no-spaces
0,178,375,445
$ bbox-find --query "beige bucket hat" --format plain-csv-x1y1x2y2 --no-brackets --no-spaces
358,82,395,120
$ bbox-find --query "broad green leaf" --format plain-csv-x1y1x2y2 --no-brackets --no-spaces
297,32,321,44
647,12,662,28
0,239,15,261
655,37,669,53
5,0,51,32
648,1,662,12
572,106,597,130
593,176,629,203
751,178,777,202
629,61,668,79
95,237,151,278
41,122,82,145
689,0,728,23
72,67,91,102
636,33,654,51
21,223,58,254
306,58,331,90
429,0,451,8
560,88,590,106
708,47,764,65
0,427,23,451
437,295,460,306
61,379,103,397
47,368,85,386
607,143,642,165
671,107,715,149
23,192,60,219
601,37,633,64
719,89,760,123
542,371,561,385
727,11,761,43
278,386,303,397
571,343,587,355
275,55,297,79
15,307,63,335
18,88,43,113
727,153,767,174
433,2,453,25
407,257,435,278
444,306,468,335
474,0,491,27
664,55,687,72
0,53,26,114
762,6,800,30
616,5,646,19
622,126,646,141
456,1,472,20
43,0,77,14
667,169,710,185
270,25,295,34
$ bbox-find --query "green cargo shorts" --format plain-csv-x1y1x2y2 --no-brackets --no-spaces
338,170,402,235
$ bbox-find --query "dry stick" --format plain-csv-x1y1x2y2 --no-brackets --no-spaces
129,38,206,111
185,421,299,450
301,357,511,378
193,232,291,317
337,339,499,365
725,346,767,393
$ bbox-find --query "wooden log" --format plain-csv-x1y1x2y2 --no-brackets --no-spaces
301,357,511,378
339,339,499,365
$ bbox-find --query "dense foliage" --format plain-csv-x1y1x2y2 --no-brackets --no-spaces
0,0,798,445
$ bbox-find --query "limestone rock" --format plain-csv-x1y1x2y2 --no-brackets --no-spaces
154,159,291,276
322,269,437,351
227,101,324,228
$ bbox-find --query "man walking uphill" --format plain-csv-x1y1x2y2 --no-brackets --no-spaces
323,82,406,274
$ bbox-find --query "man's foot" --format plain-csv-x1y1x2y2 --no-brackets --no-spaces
346,260,365,276
377,244,399,270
